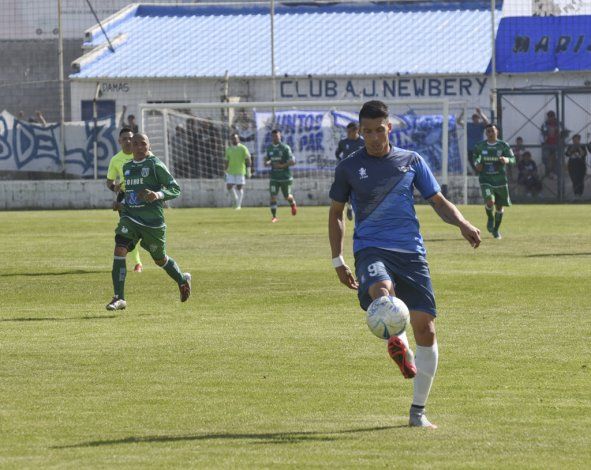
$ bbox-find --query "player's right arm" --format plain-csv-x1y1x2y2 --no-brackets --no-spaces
328,200,358,290
428,193,481,248
335,140,344,160
472,142,483,172
106,158,119,192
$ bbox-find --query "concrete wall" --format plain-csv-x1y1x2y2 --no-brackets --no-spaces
0,176,483,210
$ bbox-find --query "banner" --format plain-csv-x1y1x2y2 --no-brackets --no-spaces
496,0,591,73
254,110,338,172
254,109,460,175
0,110,119,178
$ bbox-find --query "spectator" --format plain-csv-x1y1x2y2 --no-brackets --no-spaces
512,136,526,163
119,105,139,134
233,109,257,174
510,136,526,181
27,110,47,126
541,110,560,179
171,124,192,178
565,134,587,200
458,108,490,172
517,151,543,198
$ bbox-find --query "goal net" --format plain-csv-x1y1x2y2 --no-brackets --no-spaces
140,99,469,206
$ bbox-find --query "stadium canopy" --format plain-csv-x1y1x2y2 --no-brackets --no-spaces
71,1,501,79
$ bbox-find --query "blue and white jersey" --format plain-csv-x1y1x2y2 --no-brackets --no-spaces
329,146,440,256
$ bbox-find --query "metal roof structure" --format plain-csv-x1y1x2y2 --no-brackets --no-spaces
71,2,500,79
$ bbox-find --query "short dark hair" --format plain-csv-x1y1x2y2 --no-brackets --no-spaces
485,123,497,130
271,129,280,134
346,122,359,130
359,100,389,122
119,127,133,136
128,114,136,120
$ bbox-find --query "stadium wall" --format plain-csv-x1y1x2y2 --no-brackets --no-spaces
0,177,482,210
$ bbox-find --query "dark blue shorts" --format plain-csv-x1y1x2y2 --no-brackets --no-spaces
354,247,437,316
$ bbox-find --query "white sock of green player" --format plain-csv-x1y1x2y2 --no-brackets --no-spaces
412,343,438,407
237,188,244,208
161,256,185,285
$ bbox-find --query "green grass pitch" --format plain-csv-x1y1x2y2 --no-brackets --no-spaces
1,205,590,468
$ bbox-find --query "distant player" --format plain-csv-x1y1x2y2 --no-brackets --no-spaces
335,122,365,220
329,100,481,428
224,133,252,210
106,127,143,272
472,124,516,239
106,133,191,311
264,129,297,223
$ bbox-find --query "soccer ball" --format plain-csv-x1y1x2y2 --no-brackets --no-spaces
366,296,410,339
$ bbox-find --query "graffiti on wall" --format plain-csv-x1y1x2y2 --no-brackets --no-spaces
0,110,118,177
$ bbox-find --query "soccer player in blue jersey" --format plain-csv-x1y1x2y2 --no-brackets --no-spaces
328,101,481,429
335,122,365,220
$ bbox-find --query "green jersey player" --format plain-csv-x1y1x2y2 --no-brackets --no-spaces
106,127,143,273
264,129,297,223
106,133,191,311
472,124,516,239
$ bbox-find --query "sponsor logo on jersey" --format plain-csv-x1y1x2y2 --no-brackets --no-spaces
121,226,128,234
398,165,410,173
124,170,130,176
359,167,368,179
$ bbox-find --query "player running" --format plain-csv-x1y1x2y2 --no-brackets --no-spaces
106,127,143,273
329,100,481,429
106,133,191,311
264,129,297,223
472,123,516,239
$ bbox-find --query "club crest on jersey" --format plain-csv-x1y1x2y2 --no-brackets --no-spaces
358,167,368,179
141,167,150,177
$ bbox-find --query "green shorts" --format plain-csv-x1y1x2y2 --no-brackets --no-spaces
480,183,512,207
115,217,167,260
270,180,292,198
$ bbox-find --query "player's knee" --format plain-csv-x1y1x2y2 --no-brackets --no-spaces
368,281,394,300
154,257,167,267
485,200,494,208
114,246,127,257
114,234,133,256
410,313,436,345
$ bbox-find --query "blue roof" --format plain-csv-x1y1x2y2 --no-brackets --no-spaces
71,2,501,79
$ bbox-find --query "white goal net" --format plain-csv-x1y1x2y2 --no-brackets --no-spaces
140,99,469,206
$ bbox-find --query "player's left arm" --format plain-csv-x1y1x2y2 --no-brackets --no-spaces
139,162,181,202
500,142,516,165
428,193,481,248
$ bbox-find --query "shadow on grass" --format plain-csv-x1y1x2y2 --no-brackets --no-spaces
54,425,406,448
0,315,118,322
525,252,591,258
0,269,106,277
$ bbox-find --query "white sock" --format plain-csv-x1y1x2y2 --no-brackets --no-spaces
412,343,438,407
237,188,244,207
228,187,238,205
396,330,410,349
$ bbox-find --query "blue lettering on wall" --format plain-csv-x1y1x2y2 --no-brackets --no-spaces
496,16,591,72
428,79,441,96
345,80,358,97
398,79,411,97
279,78,484,99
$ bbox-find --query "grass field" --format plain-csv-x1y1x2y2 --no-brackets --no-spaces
1,205,590,468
